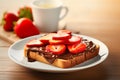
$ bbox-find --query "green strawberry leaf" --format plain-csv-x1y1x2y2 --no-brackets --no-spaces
18,7,33,21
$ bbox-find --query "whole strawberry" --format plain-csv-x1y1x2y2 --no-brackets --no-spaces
18,6,33,21
2,12,18,31
14,18,40,38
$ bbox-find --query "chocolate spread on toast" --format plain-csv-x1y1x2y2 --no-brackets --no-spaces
26,39,96,64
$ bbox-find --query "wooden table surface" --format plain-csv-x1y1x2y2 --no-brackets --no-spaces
0,0,120,80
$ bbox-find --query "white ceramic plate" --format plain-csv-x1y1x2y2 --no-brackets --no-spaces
8,34,109,73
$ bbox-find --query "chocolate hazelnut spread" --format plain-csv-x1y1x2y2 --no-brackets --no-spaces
26,39,96,64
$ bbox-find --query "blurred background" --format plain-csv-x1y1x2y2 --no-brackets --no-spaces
0,0,120,52
1,0,120,24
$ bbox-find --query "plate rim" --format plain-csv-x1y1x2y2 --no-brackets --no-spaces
8,34,109,73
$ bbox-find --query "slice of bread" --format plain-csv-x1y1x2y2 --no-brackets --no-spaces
24,44,99,68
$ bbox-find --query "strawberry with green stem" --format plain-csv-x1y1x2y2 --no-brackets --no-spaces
18,6,33,21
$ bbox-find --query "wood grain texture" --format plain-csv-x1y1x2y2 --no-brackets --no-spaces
0,27,20,44
0,47,120,80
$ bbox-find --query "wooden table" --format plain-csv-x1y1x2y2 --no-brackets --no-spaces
0,0,120,80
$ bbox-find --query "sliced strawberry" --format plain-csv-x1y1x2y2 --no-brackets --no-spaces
52,33,71,40
26,39,44,47
49,39,66,44
57,30,71,35
46,44,66,55
67,43,86,54
66,36,81,44
39,33,56,43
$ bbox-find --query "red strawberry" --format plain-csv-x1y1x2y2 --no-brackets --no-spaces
18,6,33,21
67,43,86,54
66,36,81,44
26,39,44,47
39,33,56,43
46,44,66,55
1,12,18,31
14,18,40,38
49,39,66,44
3,21,13,31
52,33,71,40
57,30,71,35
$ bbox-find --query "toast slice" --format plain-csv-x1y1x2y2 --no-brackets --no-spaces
24,40,100,68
